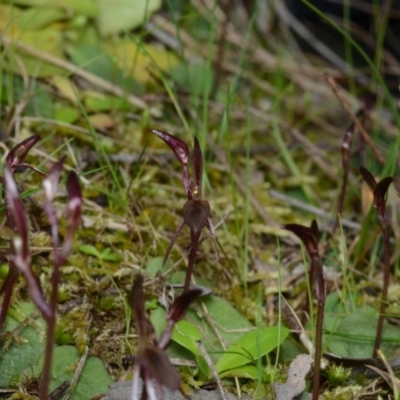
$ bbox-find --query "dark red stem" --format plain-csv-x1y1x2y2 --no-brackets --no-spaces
184,231,201,292
312,256,326,400
373,225,391,357
40,204,61,400
0,267,18,330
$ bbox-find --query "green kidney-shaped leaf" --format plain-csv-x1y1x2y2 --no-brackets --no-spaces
215,326,289,374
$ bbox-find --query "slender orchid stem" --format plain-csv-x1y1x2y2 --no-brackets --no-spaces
184,231,201,292
360,168,393,356
373,229,390,357
0,267,18,330
312,256,325,400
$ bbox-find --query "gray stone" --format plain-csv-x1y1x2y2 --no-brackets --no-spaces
102,380,250,400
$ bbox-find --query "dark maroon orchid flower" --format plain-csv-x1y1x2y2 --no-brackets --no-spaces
151,129,220,292
360,166,393,357
283,220,325,400
129,274,203,400
3,165,51,319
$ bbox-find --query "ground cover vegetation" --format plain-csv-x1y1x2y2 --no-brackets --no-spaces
0,0,400,399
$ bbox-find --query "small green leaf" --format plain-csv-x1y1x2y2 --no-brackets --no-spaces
172,320,202,356
150,306,167,340
183,294,253,363
145,257,171,278
215,326,289,374
96,0,161,36
218,364,268,380
100,247,121,262
84,95,133,112
195,354,210,377
79,244,102,258
55,107,80,124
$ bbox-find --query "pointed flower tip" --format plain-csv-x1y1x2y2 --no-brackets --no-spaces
374,176,394,208
4,166,29,257
360,166,377,192
3,165,18,197
130,274,145,313
67,171,82,202
43,157,67,202
151,128,189,166
66,171,82,225
283,222,319,254
6,135,41,169
168,287,203,322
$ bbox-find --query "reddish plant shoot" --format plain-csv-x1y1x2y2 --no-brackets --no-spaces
62,171,83,259
151,129,192,199
332,96,375,236
129,274,202,400
6,134,46,177
283,220,325,400
0,136,46,330
332,121,356,235
151,129,221,292
40,162,83,400
3,166,52,319
42,157,67,247
360,166,393,357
